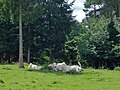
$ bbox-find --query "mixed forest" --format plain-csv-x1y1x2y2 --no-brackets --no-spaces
0,0,120,69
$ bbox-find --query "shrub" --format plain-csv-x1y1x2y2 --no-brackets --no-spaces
114,66,120,71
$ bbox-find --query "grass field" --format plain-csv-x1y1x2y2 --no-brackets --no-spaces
0,63,120,90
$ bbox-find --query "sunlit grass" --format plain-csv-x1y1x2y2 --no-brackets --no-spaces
0,63,120,90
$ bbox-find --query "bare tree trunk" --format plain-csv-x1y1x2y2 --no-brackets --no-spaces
116,4,120,17
118,4,120,17
27,26,31,63
49,46,52,62
19,0,24,68
7,53,11,64
0,54,4,64
93,4,96,18
9,0,13,23
27,47,30,63
1,58,4,63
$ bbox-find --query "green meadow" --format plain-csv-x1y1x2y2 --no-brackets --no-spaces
0,64,120,90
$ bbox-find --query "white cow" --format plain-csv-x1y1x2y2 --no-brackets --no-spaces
69,65,82,72
56,62,66,71
48,62,57,71
62,64,82,73
28,63,38,69
28,63,43,70
48,62,82,73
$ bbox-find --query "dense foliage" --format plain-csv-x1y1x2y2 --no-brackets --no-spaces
0,0,76,64
78,0,120,69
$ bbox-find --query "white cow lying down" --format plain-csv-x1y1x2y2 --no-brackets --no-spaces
48,62,82,73
56,62,82,73
48,62,66,71
28,63,43,70
62,65,82,73
29,62,82,73
56,62,66,71
48,62,57,71
48,62,67,71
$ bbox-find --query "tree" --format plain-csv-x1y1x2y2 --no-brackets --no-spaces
18,0,24,68
0,0,44,67
32,0,75,62
84,0,120,20
23,0,44,63
0,0,19,64
65,38,80,65
75,17,110,68
0,0,76,65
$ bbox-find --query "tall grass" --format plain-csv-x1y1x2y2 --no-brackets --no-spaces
0,64,120,90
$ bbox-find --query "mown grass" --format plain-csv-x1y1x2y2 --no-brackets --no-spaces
0,63,120,90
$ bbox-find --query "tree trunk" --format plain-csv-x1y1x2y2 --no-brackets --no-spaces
118,4,120,17
9,0,13,23
93,4,96,18
19,0,24,68
49,46,52,62
0,54,4,63
27,47,30,63
1,57,4,64
7,53,11,64
27,26,31,63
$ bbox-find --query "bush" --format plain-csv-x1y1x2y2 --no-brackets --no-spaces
114,67,120,71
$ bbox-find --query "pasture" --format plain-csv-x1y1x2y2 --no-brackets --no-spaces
0,64,120,90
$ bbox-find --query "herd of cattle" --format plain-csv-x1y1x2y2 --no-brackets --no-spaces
28,62,82,73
